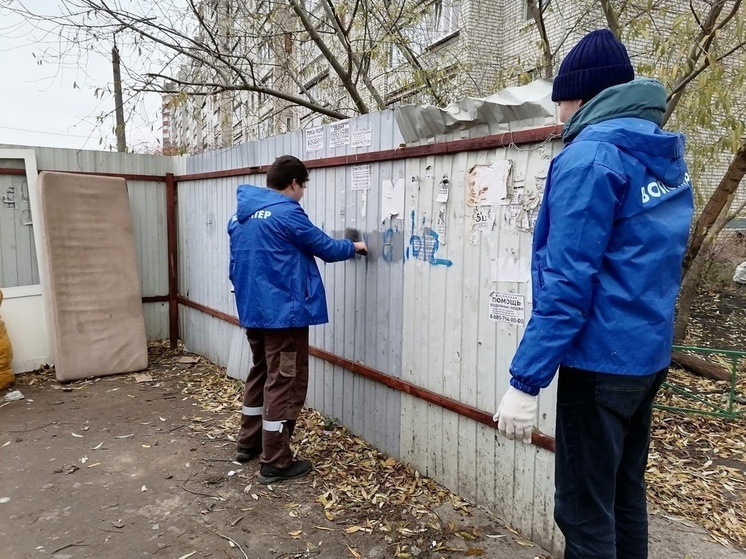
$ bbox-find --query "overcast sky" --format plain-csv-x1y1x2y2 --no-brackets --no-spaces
0,2,161,152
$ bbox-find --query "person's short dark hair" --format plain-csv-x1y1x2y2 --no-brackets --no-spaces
267,155,309,191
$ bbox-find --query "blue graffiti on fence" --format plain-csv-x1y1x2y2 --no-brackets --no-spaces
406,211,453,267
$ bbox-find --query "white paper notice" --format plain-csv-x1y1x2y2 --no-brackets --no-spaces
473,206,495,232
351,126,372,147
305,126,323,152
381,178,405,221
329,120,350,148
436,176,450,203
491,248,530,283
351,164,371,191
466,160,513,206
489,292,525,325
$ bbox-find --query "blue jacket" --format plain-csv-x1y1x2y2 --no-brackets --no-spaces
228,185,356,329
510,79,694,396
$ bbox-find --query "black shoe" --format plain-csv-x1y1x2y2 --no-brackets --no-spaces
257,459,312,484
235,446,261,463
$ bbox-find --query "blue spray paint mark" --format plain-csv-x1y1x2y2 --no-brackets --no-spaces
407,210,453,267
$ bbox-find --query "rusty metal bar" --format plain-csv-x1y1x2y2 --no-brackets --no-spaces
166,173,179,349
142,295,169,303
174,125,562,182
0,168,26,176
176,294,556,453
0,166,165,182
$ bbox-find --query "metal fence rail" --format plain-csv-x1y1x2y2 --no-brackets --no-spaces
656,345,745,419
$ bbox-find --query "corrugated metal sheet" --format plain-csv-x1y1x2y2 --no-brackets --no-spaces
395,79,556,143
0,145,170,340
0,168,39,287
397,138,562,549
0,113,566,552
176,110,406,458
176,112,563,552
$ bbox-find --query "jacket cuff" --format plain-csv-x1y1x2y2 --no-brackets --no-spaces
509,376,541,396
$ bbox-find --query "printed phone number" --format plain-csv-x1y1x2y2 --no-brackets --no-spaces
489,313,525,325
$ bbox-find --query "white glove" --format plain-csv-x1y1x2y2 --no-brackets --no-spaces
493,386,538,444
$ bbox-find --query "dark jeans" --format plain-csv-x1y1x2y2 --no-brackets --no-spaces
555,366,668,559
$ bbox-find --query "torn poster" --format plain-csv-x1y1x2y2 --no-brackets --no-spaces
305,126,323,152
436,205,447,241
381,178,405,222
351,164,371,191
351,125,372,147
489,292,525,325
436,176,450,203
473,206,496,232
502,191,542,232
466,160,512,206
329,120,350,148
491,247,530,283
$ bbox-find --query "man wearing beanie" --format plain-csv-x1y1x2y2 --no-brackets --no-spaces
493,29,693,558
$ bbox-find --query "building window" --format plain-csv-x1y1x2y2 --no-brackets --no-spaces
432,0,460,40
403,0,460,53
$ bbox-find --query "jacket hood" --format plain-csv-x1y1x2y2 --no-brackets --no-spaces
563,78,666,141
236,184,296,222
564,79,687,186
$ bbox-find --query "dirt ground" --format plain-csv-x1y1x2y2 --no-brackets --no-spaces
2,339,745,559
0,347,553,559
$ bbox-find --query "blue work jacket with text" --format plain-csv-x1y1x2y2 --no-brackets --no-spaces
510,79,694,395
228,185,355,329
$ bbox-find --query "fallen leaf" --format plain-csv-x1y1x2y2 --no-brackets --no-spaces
71,433,83,438
345,526,362,534
251,493,258,500
135,374,153,383
289,530,303,538
92,442,104,450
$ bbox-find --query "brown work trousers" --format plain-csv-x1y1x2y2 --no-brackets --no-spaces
237,327,309,468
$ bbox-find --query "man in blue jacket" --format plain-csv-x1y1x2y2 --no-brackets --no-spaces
493,30,693,558
228,155,366,484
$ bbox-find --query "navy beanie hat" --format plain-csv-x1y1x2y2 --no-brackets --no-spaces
551,29,634,102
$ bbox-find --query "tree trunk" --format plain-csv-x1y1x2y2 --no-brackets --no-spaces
683,141,746,275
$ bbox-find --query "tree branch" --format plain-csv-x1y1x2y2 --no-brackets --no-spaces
320,0,385,110
527,0,553,78
288,0,370,114
599,0,622,38
143,73,349,120
662,0,734,126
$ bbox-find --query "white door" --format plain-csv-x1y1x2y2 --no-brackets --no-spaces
0,149,52,373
